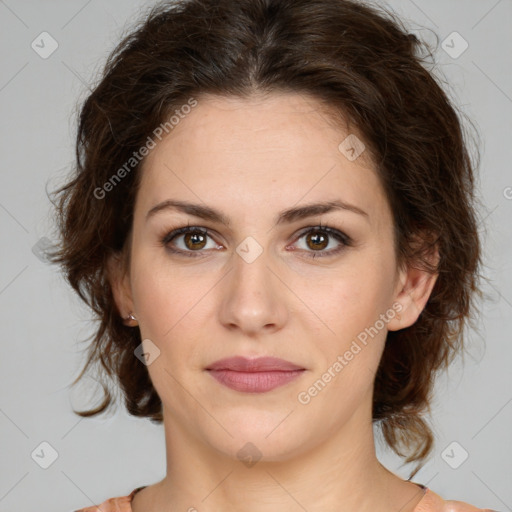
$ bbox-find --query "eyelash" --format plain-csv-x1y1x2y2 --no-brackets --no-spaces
159,222,353,260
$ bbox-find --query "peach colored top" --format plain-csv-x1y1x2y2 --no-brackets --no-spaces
74,483,498,512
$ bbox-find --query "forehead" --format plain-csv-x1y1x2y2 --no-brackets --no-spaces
136,92,391,229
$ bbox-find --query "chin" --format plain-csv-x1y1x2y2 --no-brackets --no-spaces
201,413,313,464
210,435,304,466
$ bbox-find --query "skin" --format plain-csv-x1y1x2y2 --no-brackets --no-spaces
109,92,439,512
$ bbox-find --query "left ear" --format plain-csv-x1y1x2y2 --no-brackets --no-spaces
387,234,440,331
106,249,135,323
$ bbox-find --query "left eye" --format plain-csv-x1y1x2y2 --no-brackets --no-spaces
160,225,352,259
292,226,351,258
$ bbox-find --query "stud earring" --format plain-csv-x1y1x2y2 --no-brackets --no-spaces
124,312,138,326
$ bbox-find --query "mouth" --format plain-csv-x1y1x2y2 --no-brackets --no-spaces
205,356,306,393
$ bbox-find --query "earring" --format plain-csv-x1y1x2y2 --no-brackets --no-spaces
124,312,138,326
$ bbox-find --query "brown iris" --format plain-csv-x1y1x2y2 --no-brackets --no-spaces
305,230,329,251
184,231,208,250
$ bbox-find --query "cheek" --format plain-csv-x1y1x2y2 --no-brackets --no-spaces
306,263,389,330
131,256,215,355
298,275,390,411
130,263,208,401
300,261,394,375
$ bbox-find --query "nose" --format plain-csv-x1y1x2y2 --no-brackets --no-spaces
218,246,289,336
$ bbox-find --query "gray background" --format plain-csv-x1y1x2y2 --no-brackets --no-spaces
0,0,511,511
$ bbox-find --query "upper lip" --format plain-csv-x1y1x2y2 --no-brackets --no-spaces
206,356,305,372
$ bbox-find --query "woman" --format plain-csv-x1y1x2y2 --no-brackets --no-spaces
49,0,493,511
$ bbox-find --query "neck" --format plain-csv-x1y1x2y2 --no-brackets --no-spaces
143,400,424,512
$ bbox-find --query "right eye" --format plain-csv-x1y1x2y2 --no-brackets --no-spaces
160,226,223,257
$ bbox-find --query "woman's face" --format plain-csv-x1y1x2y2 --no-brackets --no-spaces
112,92,430,462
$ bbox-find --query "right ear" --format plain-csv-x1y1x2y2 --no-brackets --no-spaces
106,250,135,320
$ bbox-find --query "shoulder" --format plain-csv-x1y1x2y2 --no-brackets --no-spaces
74,494,133,512
442,500,495,512
74,485,145,512
414,487,497,512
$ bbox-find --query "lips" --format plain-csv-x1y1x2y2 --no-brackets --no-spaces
205,356,306,393
205,356,305,372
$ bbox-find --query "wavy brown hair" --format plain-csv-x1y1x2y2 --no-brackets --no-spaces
48,0,484,478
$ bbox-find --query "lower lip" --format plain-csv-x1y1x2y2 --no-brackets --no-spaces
207,369,305,393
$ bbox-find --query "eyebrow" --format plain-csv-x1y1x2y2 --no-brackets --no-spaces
146,199,369,226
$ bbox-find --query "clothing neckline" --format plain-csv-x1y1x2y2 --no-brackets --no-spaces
128,482,428,507
129,485,147,499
